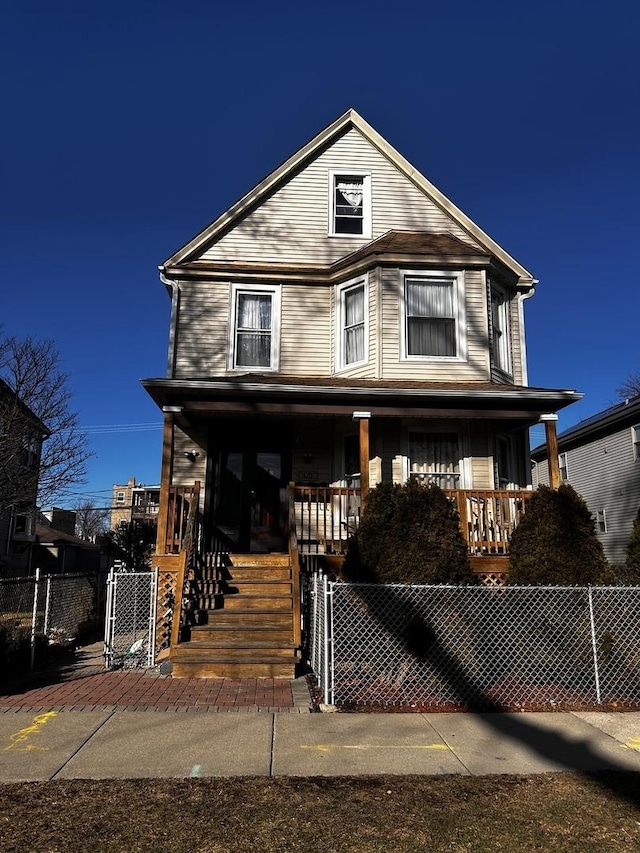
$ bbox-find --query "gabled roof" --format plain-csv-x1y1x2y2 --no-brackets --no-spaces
531,394,640,459
160,109,536,287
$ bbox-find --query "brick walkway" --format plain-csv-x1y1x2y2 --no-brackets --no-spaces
0,645,310,713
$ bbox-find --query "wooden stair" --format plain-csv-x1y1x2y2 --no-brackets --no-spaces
170,553,299,678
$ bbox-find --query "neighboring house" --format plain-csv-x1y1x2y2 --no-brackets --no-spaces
0,377,49,576
142,109,581,676
110,477,160,529
531,395,640,568
34,518,101,574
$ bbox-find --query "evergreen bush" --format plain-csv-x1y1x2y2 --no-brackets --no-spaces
622,507,640,584
506,484,614,585
343,478,475,585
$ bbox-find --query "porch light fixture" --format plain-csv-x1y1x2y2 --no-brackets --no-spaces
183,450,200,461
163,405,183,414
352,411,371,420
539,413,558,422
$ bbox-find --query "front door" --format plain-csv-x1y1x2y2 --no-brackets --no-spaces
213,424,291,552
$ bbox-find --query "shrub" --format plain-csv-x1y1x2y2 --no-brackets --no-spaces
506,484,614,585
622,507,640,584
343,479,475,585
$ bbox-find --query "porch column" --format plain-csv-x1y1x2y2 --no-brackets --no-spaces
540,413,561,489
155,408,178,553
353,411,371,504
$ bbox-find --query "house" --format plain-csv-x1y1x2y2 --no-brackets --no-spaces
142,109,581,676
34,514,101,574
110,477,161,529
531,394,640,568
0,377,49,576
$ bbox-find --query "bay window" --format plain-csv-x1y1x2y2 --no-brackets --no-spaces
230,284,280,370
402,271,466,360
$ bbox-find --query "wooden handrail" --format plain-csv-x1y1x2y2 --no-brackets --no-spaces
288,483,302,648
168,481,201,647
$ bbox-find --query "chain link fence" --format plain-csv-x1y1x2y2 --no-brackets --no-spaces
0,570,107,670
104,570,157,669
308,578,640,709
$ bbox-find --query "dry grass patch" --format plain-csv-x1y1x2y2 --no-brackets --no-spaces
1,773,639,852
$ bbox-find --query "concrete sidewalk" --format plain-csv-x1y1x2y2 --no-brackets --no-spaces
2,644,640,782
1,707,640,781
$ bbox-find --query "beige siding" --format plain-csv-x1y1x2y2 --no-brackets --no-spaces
380,268,490,381
174,282,230,378
280,284,331,375
199,128,480,265
469,422,494,488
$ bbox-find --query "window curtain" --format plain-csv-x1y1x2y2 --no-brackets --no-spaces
236,293,272,367
336,180,363,211
409,432,460,489
344,286,364,364
406,279,455,356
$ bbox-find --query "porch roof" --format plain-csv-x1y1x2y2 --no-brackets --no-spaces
142,374,582,424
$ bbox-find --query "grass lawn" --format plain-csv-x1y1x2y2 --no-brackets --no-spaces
1,772,639,852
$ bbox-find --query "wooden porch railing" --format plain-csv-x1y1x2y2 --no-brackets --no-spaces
291,484,533,556
153,482,201,653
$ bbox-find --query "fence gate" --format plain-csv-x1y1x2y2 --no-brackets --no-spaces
104,569,157,669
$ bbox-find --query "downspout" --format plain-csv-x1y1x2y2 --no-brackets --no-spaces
159,269,180,379
517,283,537,387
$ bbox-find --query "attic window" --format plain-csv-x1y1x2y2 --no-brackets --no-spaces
329,172,371,237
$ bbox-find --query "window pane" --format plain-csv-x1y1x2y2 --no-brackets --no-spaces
237,331,271,367
343,284,365,364
238,294,271,330
409,432,460,489
406,279,456,356
408,318,456,356
334,175,364,234
236,292,273,367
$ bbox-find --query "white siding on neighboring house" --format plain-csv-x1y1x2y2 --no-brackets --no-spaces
199,128,481,266
533,427,640,567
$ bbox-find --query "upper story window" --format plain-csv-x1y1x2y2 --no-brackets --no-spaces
336,278,367,370
490,283,512,375
633,425,640,460
329,172,371,237
559,452,568,483
409,431,461,489
230,283,281,371
115,491,125,504
401,271,466,361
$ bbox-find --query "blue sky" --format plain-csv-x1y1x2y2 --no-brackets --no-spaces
3,0,639,508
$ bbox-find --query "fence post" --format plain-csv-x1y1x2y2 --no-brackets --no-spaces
149,569,158,667
43,576,52,637
104,568,115,670
588,586,602,705
30,568,40,670
325,576,334,705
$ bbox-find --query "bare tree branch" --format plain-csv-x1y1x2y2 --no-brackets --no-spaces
616,370,640,401
0,332,92,513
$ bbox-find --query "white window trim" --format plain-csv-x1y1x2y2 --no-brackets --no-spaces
559,451,569,482
596,508,608,533
328,170,371,238
632,424,640,460
399,269,467,362
335,275,369,372
402,428,469,489
228,282,281,372
490,281,513,376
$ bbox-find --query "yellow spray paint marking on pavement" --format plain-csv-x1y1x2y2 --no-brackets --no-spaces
4,711,57,752
622,736,640,752
301,743,450,753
